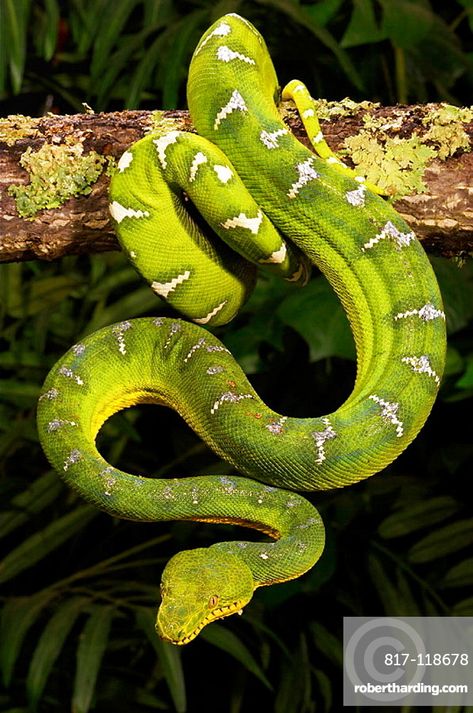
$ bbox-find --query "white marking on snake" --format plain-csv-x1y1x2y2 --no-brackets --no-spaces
194,300,227,324
99,467,117,496
221,210,263,234
312,418,337,464
394,303,445,322
260,128,288,149
47,419,77,433
346,185,366,207
39,387,59,401
369,395,404,437
213,164,233,183
302,108,314,118
151,270,191,298
194,22,231,55
72,343,85,356
326,156,344,165
207,365,224,375
162,485,175,500
217,45,255,65
266,416,287,435
184,337,206,363
362,221,416,251
401,355,441,385
259,552,269,560
109,201,150,224
164,321,182,349
312,131,323,143
220,476,237,493
293,84,305,93
206,344,230,354
58,366,84,386
64,449,82,471
214,90,247,130
189,152,207,182
287,157,320,199
260,243,287,264
112,321,132,355
210,391,253,415
117,151,133,172
153,131,181,169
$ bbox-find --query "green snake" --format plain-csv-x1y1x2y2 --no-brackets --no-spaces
37,13,446,646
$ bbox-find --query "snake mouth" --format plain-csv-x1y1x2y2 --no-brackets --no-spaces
159,600,245,646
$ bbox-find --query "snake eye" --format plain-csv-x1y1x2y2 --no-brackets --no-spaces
208,595,219,609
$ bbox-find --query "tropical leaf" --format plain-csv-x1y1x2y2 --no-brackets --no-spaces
340,0,385,48
257,0,365,91
0,593,53,687
90,0,142,78
27,596,87,710
94,26,161,110
452,597,473,616
278,277,355,362
380,0,435,49
378,497,459,539
161,11,208,109
125,33,168,110
2,0,31,93
0,470,62,540
310,621,343,668
442,558,473,588
367,554,402,614
201,622,272,690
313,666,332,713
408,519,473,564
0,505,97,584
135,607,187,713
72,605,114,713
34,0,60,61
395,568,421,616
82,286,161,336
274,634,311,713
432,258,473,334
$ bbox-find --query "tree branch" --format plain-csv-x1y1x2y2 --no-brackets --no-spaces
1,103,472,263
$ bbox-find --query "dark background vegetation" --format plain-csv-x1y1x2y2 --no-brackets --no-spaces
1,1,473,711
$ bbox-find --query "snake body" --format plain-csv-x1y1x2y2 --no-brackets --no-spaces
37,14,446,645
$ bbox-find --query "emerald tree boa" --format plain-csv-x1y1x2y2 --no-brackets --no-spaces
37,14,446,645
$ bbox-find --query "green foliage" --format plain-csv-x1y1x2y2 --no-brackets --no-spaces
72,606,114,713
0,0,472,112
26,596,87,710
0,504,97,583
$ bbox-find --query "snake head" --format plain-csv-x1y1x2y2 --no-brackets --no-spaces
156,547,254,645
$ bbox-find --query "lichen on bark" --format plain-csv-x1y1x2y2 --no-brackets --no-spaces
8,138,109,219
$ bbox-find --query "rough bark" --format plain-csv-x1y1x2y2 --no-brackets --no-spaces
0,104,472,263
